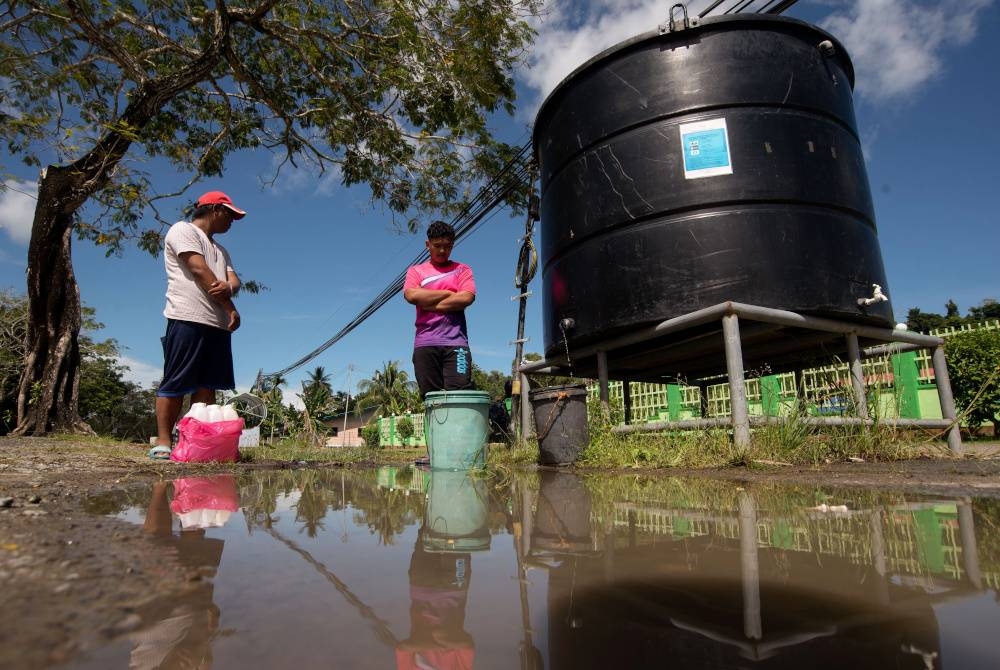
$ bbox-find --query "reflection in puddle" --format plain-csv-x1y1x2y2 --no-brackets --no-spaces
398,471,486,669
132,476,237,668
79,469,1000,669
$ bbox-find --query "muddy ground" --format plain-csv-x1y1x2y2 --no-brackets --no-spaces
2,436,999,668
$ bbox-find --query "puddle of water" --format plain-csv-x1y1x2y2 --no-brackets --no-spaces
73,468,1000,669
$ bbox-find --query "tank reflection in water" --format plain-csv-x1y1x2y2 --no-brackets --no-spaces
76,469,1000,669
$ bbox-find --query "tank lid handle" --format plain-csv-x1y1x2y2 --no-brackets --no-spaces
659,3,699,34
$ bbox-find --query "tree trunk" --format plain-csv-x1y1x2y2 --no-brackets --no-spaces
13,166,94,435
9,23,226,435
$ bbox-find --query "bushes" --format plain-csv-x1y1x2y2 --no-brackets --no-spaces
360,422,381,448
396,417,414,441
945,329,1000,433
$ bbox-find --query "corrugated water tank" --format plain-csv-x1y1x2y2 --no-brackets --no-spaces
532,14,893,361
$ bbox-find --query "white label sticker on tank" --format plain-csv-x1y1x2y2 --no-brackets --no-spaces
679,118,733,179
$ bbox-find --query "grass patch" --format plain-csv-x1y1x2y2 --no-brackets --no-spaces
554,393,943,469
240,439,424,465
487,440,538,467
573,397,743,469
31,410,953,472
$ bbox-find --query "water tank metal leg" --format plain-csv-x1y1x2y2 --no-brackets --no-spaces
958,499,982,589
597,350,610,420
738,491,762,640
846,332,869,421
623,378,632,425
723,314,751,449
697,380,709,419
520,373,532,444
931,345,964,455
869,508,890,605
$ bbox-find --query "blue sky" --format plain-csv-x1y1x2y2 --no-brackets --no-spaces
1,0,998,405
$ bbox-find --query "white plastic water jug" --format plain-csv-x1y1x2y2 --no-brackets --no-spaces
187,402,209,422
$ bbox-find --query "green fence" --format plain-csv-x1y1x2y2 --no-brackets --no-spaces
590,319,1000,424
377,413,427,447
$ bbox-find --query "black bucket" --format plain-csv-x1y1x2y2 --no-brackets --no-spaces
530,384,589,466
531,471,598,555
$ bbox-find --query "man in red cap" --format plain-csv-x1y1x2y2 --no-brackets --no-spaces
151,191,247,458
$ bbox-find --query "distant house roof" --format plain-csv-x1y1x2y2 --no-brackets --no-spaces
319,406,380,431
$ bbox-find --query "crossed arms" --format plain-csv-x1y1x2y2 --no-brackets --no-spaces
179,251,242,331
403,286,475,312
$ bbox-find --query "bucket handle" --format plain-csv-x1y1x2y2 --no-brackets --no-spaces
426,393,448,423
536,391,569,442
429,515,450,534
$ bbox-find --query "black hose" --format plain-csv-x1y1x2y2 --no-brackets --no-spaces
515,234,537,289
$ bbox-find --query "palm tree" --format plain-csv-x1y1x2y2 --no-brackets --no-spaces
260,374,289,441
298,379,334,445
305,366,333,395
355,361,419,417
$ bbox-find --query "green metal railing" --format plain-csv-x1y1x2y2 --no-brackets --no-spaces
590,319,1000,422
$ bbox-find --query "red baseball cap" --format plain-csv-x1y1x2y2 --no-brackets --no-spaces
196,190,247,219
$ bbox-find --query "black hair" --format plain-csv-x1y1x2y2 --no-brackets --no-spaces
191,203,233,220
191,204,215,220
426,220,455,240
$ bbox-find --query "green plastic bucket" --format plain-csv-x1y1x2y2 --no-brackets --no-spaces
422,470,491,553
424,390,490,470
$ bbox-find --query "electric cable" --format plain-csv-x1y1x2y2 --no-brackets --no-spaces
255,0,801,390
257,142,534,386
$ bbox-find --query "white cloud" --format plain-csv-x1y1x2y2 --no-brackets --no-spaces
0,179,37,244
262,148,343,197
260,153,342,198
313,165,344,196
117,355,162,389
517,0,994,113
282,386,305,409
520,0,686,116
820,0,995,103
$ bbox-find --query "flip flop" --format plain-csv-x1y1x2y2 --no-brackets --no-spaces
148,445,172,460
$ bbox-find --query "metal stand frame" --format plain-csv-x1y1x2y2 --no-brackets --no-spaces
520,302,963,454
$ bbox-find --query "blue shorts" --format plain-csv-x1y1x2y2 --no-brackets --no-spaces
157,319,234,397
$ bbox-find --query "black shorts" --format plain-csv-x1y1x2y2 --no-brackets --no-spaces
157,319,234,397
412,345,474,398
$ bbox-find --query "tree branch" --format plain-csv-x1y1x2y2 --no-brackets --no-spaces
65,0,146,82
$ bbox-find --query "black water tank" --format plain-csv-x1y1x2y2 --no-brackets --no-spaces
533,14,893,362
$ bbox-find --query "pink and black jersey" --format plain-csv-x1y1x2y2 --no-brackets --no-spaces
404,260,476,347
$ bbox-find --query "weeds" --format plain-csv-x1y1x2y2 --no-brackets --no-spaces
488,440,539,467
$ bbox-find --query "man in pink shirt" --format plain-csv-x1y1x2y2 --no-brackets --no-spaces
404,221,476,398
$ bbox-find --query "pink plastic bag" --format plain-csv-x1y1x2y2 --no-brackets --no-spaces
169,475,240,514
170,416,244,463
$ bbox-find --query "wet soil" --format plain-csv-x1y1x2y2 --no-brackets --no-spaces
1,435,999,668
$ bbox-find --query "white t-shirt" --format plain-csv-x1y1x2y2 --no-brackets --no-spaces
163,221,234,329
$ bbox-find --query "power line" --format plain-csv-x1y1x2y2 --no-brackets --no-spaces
254,0,801,390
257,142,533,387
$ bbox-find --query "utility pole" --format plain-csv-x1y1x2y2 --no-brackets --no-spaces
510,172,539,444
343,364,353,446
